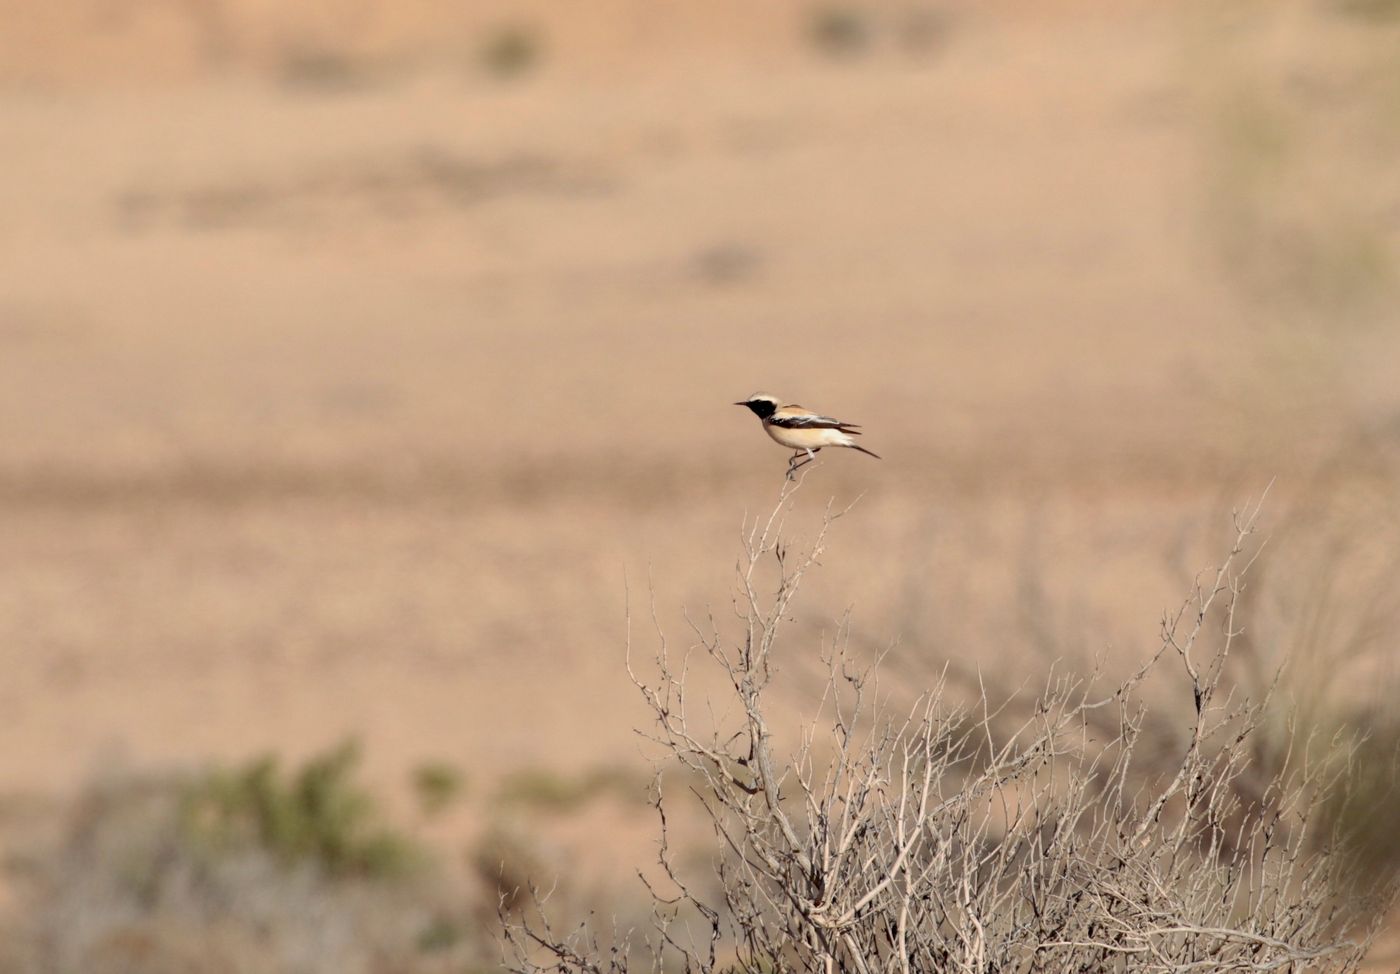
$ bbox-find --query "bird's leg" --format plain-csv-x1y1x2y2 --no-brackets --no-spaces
785,452,801,479
786,448,820,479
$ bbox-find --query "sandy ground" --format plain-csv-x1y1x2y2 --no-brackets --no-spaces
1,0,1398,954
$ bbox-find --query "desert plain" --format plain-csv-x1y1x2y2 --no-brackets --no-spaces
1,0,1398,968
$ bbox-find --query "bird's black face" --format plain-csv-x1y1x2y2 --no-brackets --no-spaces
735,398,778,420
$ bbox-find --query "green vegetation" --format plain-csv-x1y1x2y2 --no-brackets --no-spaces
415,912,469,953
495,764,647,814
5,750,502,973
412,760,467,818
181,739,420,879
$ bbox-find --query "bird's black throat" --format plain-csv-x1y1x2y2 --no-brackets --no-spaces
740,400,777,420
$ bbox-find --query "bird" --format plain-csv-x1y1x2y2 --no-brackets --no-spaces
734,392,881,478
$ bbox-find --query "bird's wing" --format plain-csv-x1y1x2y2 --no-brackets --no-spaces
768,407,862,432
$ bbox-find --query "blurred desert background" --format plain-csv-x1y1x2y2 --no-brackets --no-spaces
2,0,1399,969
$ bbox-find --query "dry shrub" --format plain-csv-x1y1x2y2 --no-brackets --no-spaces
504,479,1398,972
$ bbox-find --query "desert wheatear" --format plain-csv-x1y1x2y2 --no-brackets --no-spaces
734,393,881,478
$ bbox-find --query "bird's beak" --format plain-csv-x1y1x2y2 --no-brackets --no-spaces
733,401,748,407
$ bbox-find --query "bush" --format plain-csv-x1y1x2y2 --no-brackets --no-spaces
412,761,467,818
496,765,648,815
808,7,873,58
182,739,420,879
504,483,1398,972
479,26,542,80
6,749,485,974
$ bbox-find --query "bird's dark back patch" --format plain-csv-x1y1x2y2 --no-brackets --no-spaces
770,414,852,430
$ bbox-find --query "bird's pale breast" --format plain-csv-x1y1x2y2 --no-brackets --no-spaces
764,422,845,450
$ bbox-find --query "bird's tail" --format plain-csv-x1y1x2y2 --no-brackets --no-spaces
847,443,881,460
